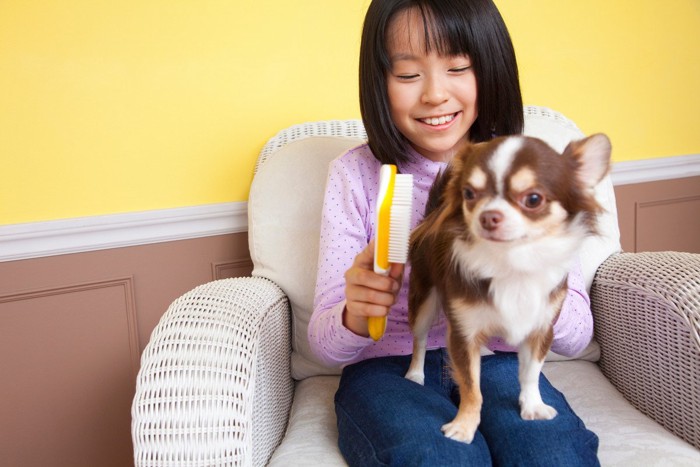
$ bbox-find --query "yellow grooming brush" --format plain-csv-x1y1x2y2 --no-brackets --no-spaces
371,164,413,341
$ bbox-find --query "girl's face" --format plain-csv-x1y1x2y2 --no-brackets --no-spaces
386,8,478,162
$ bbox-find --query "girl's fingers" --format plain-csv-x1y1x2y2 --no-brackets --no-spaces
348,301,392,318
346,282,397,309
350,240,404,291
389,262,405,285
346,266,398,294
342,241,406,336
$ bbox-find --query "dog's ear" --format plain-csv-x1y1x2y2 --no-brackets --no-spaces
563,133,612,188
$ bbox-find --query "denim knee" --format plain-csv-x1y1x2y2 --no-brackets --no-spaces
479,353,600,467
335,352,492,466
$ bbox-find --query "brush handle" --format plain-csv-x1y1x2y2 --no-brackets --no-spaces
373,165,396,276
368,264,390,341
368,316,387,342
370,165,396,340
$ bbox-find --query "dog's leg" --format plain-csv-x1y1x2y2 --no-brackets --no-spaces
441,324,482,443
518,330,557,420
405,288,439,385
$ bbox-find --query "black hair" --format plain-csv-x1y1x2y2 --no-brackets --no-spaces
359,0,524,165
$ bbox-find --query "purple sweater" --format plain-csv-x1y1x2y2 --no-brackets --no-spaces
309,143,593,368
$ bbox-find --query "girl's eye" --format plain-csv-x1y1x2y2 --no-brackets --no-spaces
449,66,472,73
521,192,545,210
396,74,419,81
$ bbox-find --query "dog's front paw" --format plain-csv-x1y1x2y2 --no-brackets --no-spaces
405,370,425,386
520,401,558,421
441,415,480,444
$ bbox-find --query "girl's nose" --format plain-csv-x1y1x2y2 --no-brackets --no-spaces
421,76,448,105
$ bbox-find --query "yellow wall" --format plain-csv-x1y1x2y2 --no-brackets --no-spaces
500,0,700,160
1,0,698,225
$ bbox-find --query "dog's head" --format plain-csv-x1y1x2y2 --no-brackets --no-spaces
438,134,611,244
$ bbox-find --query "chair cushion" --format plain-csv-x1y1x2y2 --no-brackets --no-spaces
249,136,364,379
267,362,700,466
268,376,346,466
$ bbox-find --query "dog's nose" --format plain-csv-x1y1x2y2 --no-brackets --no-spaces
480,210,503,231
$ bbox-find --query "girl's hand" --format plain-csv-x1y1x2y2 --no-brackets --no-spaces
343,241,404,337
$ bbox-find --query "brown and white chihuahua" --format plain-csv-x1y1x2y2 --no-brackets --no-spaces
405,134,611,443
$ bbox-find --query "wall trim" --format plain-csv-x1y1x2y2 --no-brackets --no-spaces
1,202,247,262
1,154,698,262
611,153,700,186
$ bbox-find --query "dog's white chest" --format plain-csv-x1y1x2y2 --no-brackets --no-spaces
449,273,558,346
450,240,569,346
489,276,555,345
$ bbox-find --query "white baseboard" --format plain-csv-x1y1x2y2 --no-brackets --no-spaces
1,202,247,262
611,153,700,185
1,154,698,262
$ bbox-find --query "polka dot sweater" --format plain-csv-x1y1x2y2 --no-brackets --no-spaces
308,143,594,368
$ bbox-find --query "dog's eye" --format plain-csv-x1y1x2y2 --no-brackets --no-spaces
464,187,477,201
522,192,545,210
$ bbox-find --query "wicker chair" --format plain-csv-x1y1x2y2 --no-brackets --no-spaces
132,106,700,466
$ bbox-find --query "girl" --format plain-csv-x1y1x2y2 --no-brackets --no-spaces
309,0,600,465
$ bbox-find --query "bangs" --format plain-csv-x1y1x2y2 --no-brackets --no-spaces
379,2,474,73
409,2,473,57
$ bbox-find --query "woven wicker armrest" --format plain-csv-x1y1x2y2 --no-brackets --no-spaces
590,251,700,449
132,276,294,466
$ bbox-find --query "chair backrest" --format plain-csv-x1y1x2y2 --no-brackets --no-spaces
249,106,621,380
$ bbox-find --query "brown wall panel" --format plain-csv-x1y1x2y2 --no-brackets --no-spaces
636,195,700,253
0,278,138,467
212,259,254,280
614,176,700,253
0,232,250,467
0,233,250,352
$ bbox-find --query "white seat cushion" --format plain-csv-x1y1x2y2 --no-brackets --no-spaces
268,376,346,466
269,361,700,466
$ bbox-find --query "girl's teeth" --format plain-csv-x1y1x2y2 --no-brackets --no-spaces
423,114,454,126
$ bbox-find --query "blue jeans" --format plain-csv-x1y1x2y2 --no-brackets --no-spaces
335,350,599,466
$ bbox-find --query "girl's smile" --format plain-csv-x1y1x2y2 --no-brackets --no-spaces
418,111,460,129
419,112,457,126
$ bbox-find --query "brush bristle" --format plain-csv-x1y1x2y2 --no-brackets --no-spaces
387,174,413,263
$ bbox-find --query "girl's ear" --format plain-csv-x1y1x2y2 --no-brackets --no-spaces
563,133,612,188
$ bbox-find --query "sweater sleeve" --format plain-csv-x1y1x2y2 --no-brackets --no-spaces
549,258,594,357
308,154,376,367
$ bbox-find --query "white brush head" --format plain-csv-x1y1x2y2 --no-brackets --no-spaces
387,174,413,263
